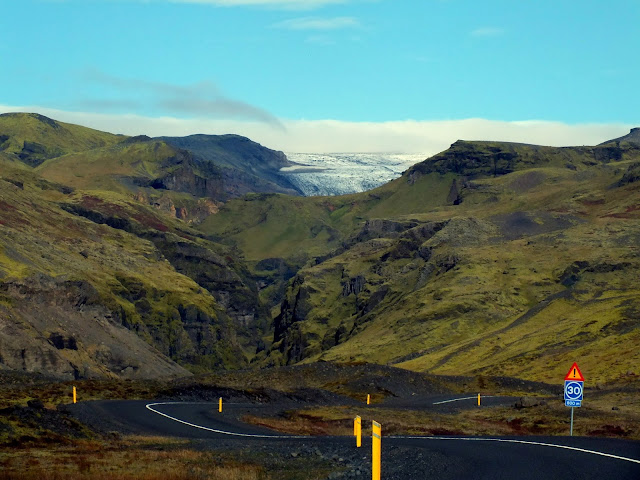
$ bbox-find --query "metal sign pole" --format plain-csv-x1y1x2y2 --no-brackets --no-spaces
564,362,584,437
570,407,574,436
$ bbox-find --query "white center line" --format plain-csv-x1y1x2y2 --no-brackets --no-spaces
432,395,495,405
145,402,303,439
389,436,640,464
145,401,640,464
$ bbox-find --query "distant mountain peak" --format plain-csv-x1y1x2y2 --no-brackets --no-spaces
599,127,640,146
0,112,61,129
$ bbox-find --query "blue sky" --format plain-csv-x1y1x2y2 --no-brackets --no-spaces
1,0,638,153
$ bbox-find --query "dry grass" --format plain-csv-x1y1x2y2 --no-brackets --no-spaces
243,412,353,437
242,398,640,440
0,436,266,480
0,373,165,410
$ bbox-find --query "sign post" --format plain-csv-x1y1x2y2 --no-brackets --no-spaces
563,362,584,436
372,421,381,480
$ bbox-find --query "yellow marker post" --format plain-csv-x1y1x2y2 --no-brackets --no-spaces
73,386,77,404
356,416,362,448
478,393,481,406
219,397,222,413
372,421,381,480
367,394,370,405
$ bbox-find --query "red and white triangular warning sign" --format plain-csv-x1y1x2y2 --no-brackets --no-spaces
564,362,585,382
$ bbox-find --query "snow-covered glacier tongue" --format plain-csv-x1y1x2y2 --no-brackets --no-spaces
280,153,425,196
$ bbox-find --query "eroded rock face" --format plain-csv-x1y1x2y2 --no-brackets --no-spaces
150,163,224,199
408,137,640,180
153,238,262,330
617,162,640,186
412,140,521,177
160,134,303,197
133,192,220,224
273,276,313,346
0,275,190,380
355,219,419,242
342,275,366,297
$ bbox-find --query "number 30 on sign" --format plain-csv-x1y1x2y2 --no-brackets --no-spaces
564,362,584,407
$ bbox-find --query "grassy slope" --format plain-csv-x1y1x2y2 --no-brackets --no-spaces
0,113,121,166
199,171,455,262
36,140,179,191
358,175,636,382
3,112,639,384
35,138,228,224
203,142,640,384
0,162,248,375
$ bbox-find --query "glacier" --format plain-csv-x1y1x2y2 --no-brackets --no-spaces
280,153,425,197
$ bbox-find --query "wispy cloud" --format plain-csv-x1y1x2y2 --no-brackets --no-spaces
470,27,504,37
272,16,360,30
0,104,630,155
76,69,284,129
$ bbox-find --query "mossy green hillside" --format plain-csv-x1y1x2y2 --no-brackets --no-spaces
36,139,213,191
200,171,457,263
231,142,640,384
0,170,253,377
0,112,121,167
2,112,640,385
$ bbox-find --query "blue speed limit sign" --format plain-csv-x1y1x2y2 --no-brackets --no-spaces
564,380,583,407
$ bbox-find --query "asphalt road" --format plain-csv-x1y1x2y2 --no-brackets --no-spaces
68,400,640,480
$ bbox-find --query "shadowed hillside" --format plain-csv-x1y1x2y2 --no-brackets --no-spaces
202,133,640,384
160,134,302,197
0,113,120,167
1,114,639,385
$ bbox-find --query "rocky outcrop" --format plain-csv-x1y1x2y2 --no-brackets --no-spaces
61,201,264,334
254,257,297,307
408,136,640,180
17,141,64,167
149,161,224,200
0,275,190,379
599,127,640,146
411,140,522,177
133,192,220,224
355,219,419,242
160,134,303,197
273,276,313,345
342,275,366,297
447,179,462,205
150,236,263,329
616,162,640,187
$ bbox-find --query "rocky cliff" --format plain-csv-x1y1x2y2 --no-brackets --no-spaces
160,134,302,197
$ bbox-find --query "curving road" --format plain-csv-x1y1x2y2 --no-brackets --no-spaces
68,400,640,480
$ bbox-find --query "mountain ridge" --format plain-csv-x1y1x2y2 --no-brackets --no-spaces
1,113,639,384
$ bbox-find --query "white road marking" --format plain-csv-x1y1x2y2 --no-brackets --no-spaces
389,436,640,464
432,395,495,405
145,402,640,464
145,402,302,439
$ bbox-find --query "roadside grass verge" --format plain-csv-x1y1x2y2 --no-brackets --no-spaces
0,436,266,480
242,400,640,440
0,376,162,410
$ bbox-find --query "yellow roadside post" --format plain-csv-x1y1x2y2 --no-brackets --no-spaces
372,421,381,480
356,416,362,448
73,386,77,404
367,394,370,405
478,393,481,406
219,397,222,413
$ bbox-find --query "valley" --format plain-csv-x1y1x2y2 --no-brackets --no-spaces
1,112,639,384
1,112,639,479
